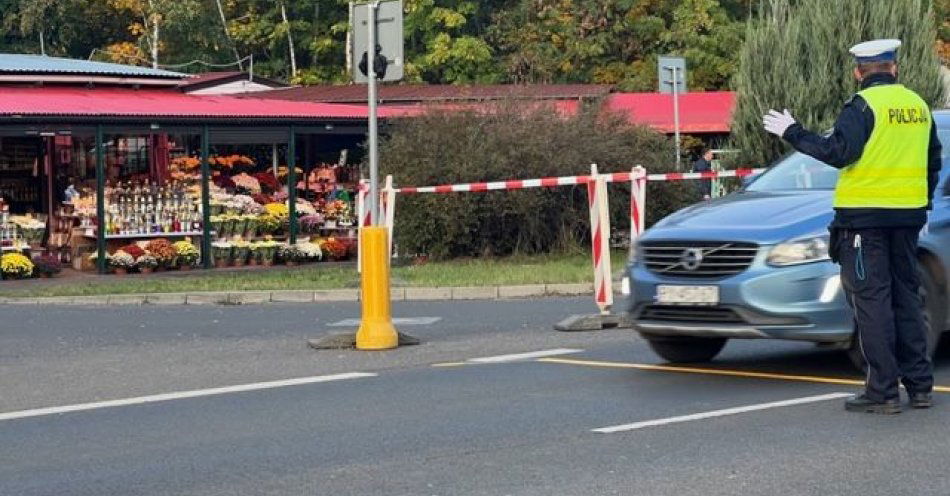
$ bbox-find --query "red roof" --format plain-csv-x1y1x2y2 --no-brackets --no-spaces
255,84,612,103
0,86,398,121
605,92,735,133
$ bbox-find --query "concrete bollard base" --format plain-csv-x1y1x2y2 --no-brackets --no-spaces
308,332,421,350
554,313,632,332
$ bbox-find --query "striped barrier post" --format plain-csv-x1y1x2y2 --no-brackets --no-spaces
356,178,370,272
629,166,647,248
587,164,613,316
381,175,396,258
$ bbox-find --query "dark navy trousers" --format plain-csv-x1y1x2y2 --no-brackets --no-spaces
833,227,933,402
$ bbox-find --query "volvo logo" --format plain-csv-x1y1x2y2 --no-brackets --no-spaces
680,248,705,271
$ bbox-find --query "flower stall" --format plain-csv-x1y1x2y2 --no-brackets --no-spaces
0,57,387,281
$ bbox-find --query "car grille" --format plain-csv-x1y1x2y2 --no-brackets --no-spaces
638,305,746,324
641,241,758,278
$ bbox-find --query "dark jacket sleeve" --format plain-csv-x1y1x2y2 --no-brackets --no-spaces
927,120,942,209
781,96,874,168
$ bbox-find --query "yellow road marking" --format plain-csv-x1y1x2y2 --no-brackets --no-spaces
538,357,950,393
431,362,468,368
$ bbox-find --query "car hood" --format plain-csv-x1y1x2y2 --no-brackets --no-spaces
643,190,835,245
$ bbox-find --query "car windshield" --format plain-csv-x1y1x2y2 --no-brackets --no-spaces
746,152,840,192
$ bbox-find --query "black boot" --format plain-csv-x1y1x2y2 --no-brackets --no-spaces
908,392,932,409
845,394,901,414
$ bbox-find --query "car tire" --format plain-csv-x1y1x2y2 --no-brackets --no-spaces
845,265,944,372
644,335,728,363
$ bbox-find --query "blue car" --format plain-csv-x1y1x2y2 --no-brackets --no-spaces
627,110,950,369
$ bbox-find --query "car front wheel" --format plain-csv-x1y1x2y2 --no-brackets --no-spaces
644,335,728,363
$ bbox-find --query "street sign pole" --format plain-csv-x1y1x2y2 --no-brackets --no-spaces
367,1,380,226
668,66,682,170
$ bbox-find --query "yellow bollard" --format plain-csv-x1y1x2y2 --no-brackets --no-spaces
355,226,399,350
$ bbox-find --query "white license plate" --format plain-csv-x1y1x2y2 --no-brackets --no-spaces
656,285,719,305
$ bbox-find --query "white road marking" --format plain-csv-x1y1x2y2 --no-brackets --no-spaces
0,372,377,422
592,392,852,434
468,348,583,364
329,317,442,327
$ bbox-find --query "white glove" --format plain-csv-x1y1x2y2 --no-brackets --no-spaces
762,109,797,137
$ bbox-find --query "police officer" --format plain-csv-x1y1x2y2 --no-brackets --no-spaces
762,39,943,414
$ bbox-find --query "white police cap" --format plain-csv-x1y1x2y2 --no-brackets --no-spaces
849,39,901,63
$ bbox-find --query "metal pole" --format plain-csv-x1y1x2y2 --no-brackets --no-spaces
288,126,298,244
670,66,682,170
95,125,106,274
200,126,212,269
367,1,380,226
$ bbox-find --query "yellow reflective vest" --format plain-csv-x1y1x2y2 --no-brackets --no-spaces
833,84,931,209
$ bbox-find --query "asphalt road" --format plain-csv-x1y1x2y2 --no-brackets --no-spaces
2,298,950,495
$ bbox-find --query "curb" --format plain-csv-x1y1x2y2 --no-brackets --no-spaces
0,282,608,306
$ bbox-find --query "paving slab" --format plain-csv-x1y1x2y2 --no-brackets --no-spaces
452,286,499,300
405,287,452,301
545,283,594,296
270,291,315,303
144,293,188,305
185,292,229,305
498,285,547,299
313,289,359,302
107,295,147,305
227,292,271,305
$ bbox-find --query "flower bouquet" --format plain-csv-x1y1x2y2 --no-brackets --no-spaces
254,172,280,194
233,195,264,215
109,250,136,275
257,214,282,235
136,254,158,274
320,237,349,261
222,214,244,238
295,240,323,262
299,214,325,234
32,254,62,278
252,239,279,266
232,239,251,266
295,199,318,217
119,243,146,260
240,214,259,239
146,239,177,269
11,216,46,246
232,173,262,195
323,200,351,228
173,240,199,269
277,243,304,266
264,202,290,219
211,241,233,268
1,252,34,279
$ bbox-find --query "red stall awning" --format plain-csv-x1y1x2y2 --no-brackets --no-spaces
605,92,735,134
0,86,403,121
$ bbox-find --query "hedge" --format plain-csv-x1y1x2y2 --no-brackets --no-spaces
377,103,698,259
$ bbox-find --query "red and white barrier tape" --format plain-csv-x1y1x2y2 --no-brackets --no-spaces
393,168,765,194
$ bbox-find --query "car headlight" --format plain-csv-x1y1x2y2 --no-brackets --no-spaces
767,235,830,266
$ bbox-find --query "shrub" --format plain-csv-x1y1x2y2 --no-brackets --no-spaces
378,104,693,258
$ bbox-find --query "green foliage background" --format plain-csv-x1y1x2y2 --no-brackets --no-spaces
730,0,947,167
378,105,696,258
0,0,757,88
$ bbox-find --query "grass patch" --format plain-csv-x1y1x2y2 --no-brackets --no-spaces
0,251,628,298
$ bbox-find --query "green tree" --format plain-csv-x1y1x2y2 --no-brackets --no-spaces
490,0,746,90
731,0,946,167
